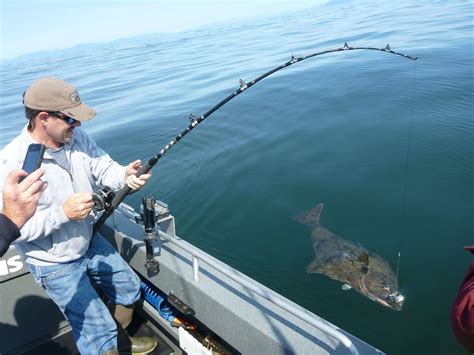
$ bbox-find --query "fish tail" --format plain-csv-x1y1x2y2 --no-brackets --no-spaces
293,203,324,228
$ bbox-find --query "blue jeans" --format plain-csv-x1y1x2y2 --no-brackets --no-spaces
28,234,141,354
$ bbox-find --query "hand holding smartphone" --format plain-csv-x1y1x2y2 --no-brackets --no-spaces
20,144,46,182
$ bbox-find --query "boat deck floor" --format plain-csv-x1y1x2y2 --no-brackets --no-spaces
23,310,180,355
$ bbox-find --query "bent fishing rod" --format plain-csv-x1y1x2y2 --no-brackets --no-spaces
93,42,417,234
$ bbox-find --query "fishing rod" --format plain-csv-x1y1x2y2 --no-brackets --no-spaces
93,42,417,234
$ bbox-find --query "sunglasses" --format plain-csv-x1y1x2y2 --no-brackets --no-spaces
49,112,78,125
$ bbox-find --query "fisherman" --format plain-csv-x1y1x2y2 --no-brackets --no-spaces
0,77,156,355
0,169,47,257
450,246,474,353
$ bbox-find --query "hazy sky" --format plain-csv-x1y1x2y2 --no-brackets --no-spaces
1,0,326,60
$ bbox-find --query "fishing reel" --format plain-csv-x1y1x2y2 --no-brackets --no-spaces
91,186,116,212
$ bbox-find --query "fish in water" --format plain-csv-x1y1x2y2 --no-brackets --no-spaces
293,203,405,311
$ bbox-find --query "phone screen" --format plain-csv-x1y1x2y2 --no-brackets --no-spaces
22,144,46,175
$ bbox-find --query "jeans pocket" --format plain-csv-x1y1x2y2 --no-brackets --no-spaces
29,259,83,290
43,262,79,282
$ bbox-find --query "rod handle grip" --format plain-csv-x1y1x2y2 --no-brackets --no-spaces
136,161,153,176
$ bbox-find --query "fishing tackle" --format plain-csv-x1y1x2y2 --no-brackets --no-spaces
93,42,417,234
91,186,115,212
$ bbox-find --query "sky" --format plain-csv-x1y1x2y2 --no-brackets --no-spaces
0,0,326,60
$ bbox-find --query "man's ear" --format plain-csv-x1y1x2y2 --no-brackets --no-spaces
37,112,50,125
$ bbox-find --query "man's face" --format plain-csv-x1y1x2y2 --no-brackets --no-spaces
45,113,81,147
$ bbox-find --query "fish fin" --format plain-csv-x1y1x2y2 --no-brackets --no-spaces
356,251,370,274
293,203,324,228
341,284,352,291
305,259,323,273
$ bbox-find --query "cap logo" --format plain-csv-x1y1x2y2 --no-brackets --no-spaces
69,91,81,105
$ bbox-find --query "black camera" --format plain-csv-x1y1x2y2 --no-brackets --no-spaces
91,186,116,212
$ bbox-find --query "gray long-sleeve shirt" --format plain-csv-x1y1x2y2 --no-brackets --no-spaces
0,125,127,265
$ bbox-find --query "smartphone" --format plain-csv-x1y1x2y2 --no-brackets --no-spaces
20,144,46,182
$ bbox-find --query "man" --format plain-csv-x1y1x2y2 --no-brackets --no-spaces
0,169,47,257
0,77,156,354
451,246,474,353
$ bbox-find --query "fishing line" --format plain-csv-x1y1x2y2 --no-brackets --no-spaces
395,251,401,287
397,59,418,287
93,43,418,234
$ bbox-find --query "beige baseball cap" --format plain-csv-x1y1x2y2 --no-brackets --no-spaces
23,77,96,121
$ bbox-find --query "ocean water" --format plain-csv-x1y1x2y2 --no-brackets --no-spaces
1,1,473,354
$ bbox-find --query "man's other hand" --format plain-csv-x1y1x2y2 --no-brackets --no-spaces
63,192,94,220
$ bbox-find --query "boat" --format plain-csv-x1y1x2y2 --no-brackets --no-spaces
0,198,384,354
